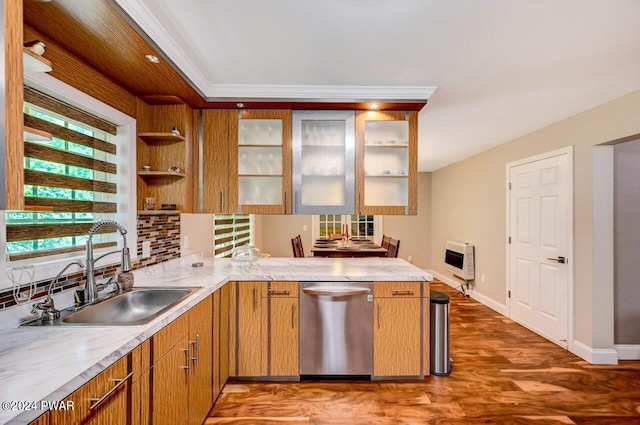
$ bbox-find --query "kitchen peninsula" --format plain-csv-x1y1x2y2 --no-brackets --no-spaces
0,255,432,425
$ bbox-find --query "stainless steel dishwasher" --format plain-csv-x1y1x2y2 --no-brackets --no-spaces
299,282,373,378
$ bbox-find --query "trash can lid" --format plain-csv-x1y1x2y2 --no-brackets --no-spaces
430,289,450,304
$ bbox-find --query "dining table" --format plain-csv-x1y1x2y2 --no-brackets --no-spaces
310,238,389,258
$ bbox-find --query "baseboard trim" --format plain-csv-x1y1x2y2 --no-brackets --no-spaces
427,270,507,316
615,344,640,360
571,340,618,364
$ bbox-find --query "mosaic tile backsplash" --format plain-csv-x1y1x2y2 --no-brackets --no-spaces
0,213,181,310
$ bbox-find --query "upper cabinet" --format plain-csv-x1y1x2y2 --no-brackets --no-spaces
203,109,292,214
356,111,418,215
291,111,355,214
135,98,197,213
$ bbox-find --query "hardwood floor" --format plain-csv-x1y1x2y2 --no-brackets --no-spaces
206,282,640,424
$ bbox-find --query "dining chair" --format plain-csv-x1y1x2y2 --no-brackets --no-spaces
291,235,304,258
381,235,391,249
387,238,400,258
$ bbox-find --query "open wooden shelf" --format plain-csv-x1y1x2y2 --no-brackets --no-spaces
138,171,185,178
23,48,52,73
137,210,181,215
24,125,52,142
137,132,186,143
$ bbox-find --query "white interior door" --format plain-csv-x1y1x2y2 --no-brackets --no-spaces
508,148,572,347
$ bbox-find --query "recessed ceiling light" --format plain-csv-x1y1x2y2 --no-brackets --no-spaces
370,103,379,110
145,55,160,64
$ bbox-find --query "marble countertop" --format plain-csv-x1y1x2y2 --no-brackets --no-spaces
0,255,431,424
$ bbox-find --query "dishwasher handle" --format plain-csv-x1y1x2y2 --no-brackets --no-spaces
302,286,371,296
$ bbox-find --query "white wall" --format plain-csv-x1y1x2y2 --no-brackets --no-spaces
429,90,640,350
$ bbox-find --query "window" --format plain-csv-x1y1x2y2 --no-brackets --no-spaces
5,87,123,261
314,214,382,242
214,214,252,258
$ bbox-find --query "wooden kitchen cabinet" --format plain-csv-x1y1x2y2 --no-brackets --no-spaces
236,281,268,376
355,111,418,215
373,282,422,377
202,110,292,214
49,355,133,425
136,98,197,212
150,296,213,425
234,281,299,378
268,281,299,376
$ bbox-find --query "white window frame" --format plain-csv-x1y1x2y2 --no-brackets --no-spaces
0,72,137,290
311,215,383,242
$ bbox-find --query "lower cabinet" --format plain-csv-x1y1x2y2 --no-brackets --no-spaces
235,281,299,377
49,354,134,425
373,281,423,377
150,295,213,425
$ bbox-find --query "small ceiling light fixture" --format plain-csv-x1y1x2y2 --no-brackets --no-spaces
145,54,160,64
369,103,379,110
237,103,244,108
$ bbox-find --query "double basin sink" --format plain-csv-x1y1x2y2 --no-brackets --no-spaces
24,287,198,326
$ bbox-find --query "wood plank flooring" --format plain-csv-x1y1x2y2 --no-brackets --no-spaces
206,281,640,424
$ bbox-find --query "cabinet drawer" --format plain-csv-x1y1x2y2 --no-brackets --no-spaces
267,281,298,298
50,355,130,424
153,313,189,363
374,281,421,298
189,295,213,329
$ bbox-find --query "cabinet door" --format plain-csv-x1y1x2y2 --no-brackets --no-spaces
356,111,418,215
212,289,221,401
219,283,231,388
373,297,422,376
268,281,299,376
291,111,355,214
235,110,292,214
202,109,237,213
188,314,213,425
236,281,268,376
152,337,190,425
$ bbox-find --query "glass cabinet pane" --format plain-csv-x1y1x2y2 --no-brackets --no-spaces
292,111,355,214
364,121,408,146
238,119,282,145
238,146,282,175
239,176,283,205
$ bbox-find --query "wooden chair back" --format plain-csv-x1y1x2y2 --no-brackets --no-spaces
381,235,391,249
291,235,304,258
387,238,400,258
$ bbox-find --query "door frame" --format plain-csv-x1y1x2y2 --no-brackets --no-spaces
505,146,574,351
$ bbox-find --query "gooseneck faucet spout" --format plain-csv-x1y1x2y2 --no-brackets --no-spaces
85,220,131,304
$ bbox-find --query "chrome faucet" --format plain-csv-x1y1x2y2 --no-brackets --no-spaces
31,260,84,321
85,220,131,304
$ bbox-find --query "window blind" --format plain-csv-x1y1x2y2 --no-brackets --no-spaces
214,215,251,258
6,89,120,261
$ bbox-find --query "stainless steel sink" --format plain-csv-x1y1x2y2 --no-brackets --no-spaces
23,287,198,326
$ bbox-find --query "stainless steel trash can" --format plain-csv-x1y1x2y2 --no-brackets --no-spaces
430,290,451,376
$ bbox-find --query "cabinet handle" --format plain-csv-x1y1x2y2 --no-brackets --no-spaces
358,191,362,213
180,346,191,372
268,289,290,295
392,289,414,295
284,191,287,214
221,190,225,211
89,372,133,410
253,287,258,311
291,303,295,328
377,303,380,328
294,191,298,214
192,335,200,366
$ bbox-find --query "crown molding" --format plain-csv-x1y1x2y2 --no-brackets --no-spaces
205,84,437,101
113,0,210,94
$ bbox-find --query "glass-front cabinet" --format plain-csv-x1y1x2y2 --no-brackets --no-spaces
356,111,418,215
292,111,355,214
235,110,292,214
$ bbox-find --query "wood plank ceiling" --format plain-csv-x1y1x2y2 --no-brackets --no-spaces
23,0,425,111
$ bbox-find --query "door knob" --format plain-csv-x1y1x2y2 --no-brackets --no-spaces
547,256,567,264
